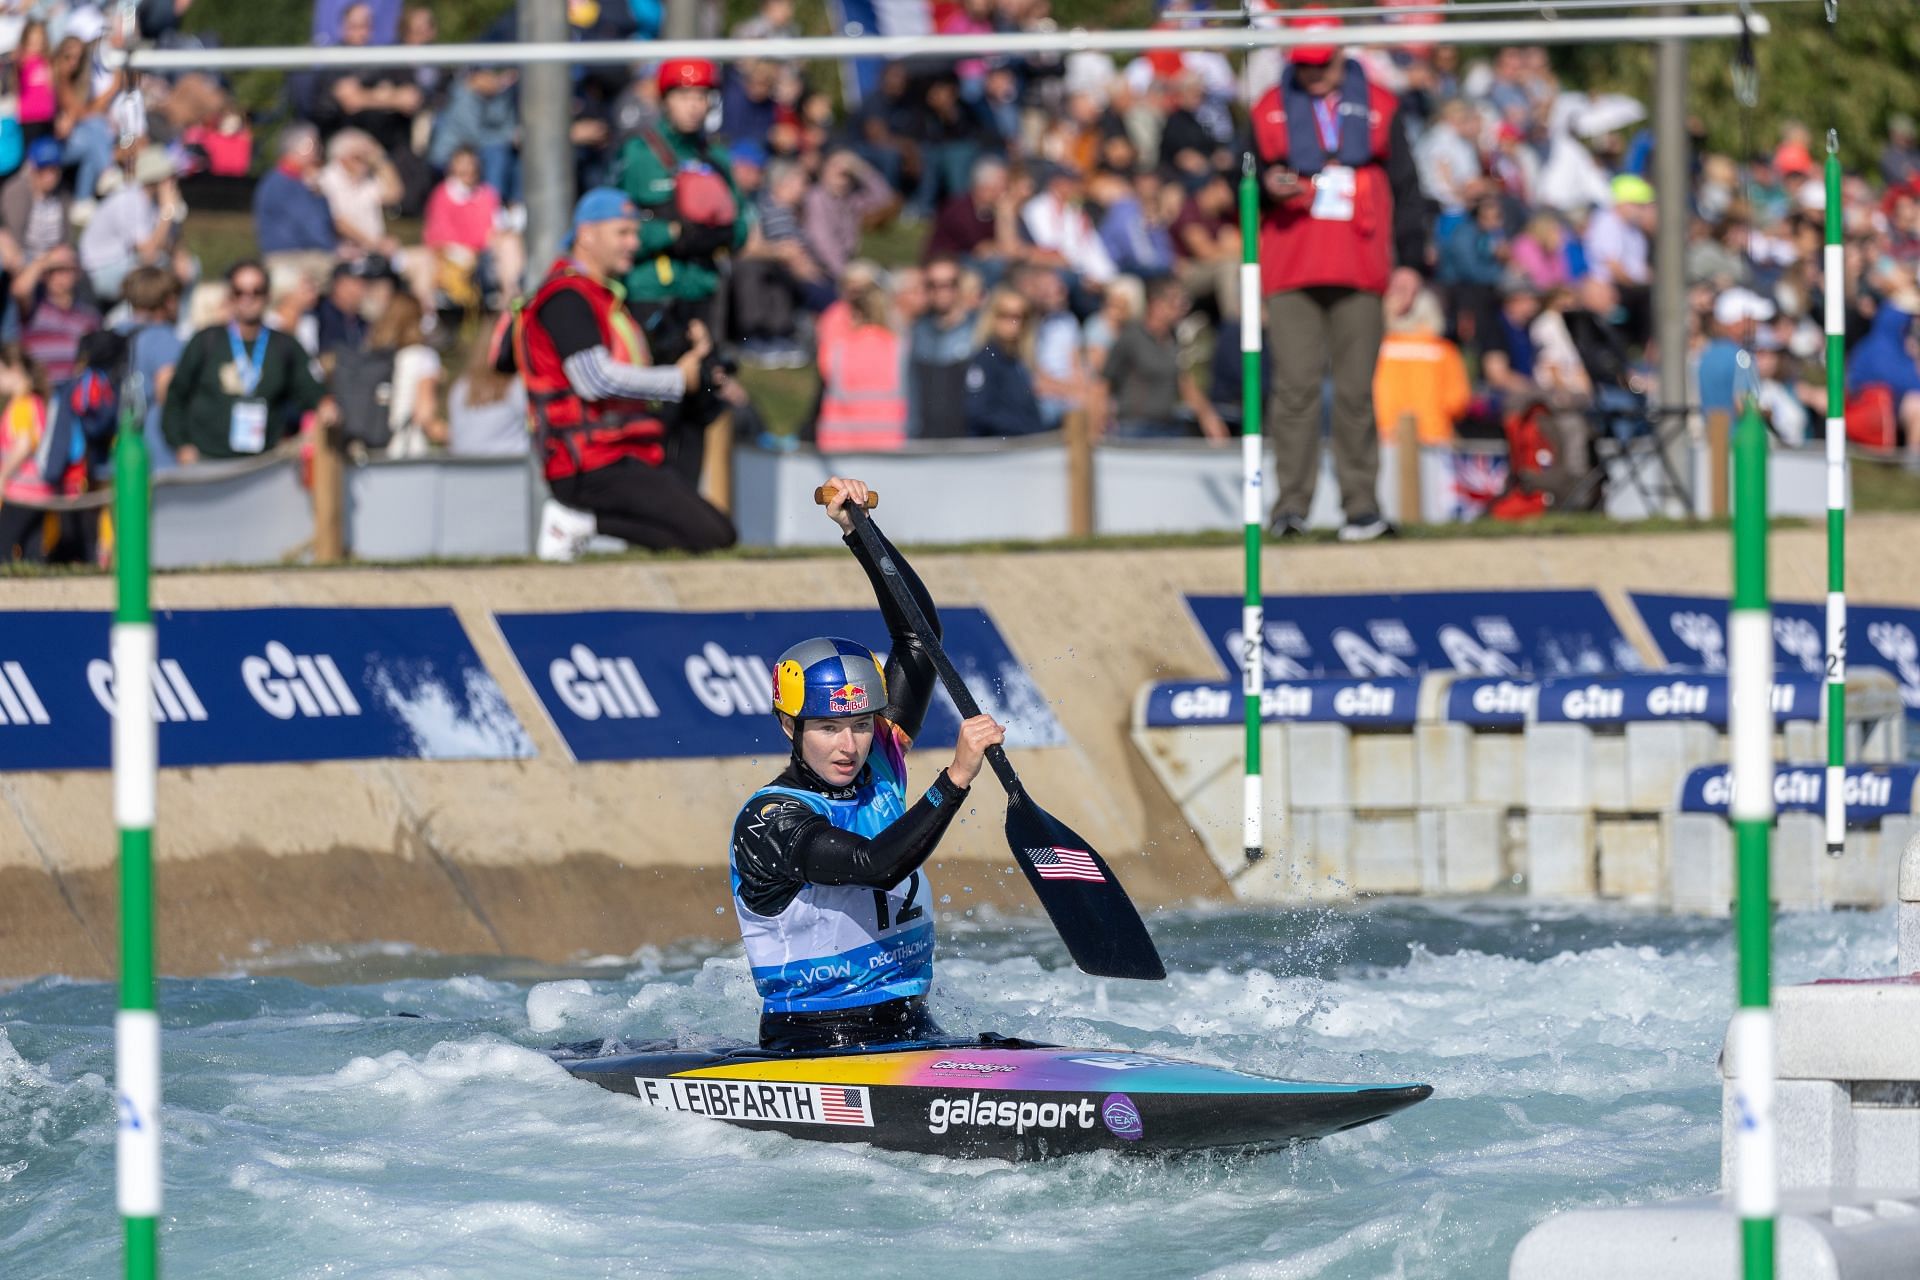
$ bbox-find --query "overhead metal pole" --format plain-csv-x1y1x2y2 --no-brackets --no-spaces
518,0,574,278
1202,0,1801,19
1655,34,1691,517
117,14,1769,72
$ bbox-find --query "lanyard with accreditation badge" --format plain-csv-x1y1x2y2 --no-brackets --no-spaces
226,322,270,454
1308,94,1356,223
1312,95,1342,151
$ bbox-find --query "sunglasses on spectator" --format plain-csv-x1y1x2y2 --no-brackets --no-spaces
231,284,267,297
995,306,1028,321
927,276,959,289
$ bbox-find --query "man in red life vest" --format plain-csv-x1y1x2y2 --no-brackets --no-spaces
516,188,737,561
1252,10,1428,543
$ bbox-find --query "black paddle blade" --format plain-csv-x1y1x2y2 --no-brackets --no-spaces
1004,790,1165,981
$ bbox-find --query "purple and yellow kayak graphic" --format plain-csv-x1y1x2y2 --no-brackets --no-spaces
557,1039,1431,1159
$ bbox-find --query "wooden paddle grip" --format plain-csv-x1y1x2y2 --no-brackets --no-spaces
813,485,880,509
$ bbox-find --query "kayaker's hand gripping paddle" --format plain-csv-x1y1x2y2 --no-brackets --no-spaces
818,486,1166,981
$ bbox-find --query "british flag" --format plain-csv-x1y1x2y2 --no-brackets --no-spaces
1027,846,1106,884
820,1085,870,1125
1452,451,1510,519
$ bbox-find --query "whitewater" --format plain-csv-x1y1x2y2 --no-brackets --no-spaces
0,899,1896,1279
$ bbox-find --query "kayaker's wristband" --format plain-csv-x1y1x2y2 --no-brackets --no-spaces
928,771,967,807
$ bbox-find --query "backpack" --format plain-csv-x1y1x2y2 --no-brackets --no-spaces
331,346,397,449
640,126,737,228
1488,400,1554,521
1844,384,1898,453
33,368,117,486
33,329,129,483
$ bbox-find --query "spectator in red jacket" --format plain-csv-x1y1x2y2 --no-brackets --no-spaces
1252,10,1427,542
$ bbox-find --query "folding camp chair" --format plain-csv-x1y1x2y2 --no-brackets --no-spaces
1563,394,1695,517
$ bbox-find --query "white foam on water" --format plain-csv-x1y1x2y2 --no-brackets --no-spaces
224,939,427,974
0,902,1899,1278
525,979,600,1034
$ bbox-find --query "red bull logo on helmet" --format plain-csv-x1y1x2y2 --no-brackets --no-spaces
828,682,869,714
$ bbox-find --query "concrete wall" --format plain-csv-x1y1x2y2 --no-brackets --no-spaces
7,515,1920,980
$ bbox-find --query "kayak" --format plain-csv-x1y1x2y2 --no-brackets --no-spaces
554,1036,1432,1160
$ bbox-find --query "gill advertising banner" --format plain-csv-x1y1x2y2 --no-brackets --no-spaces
0,608,535,772
493,607,1068,763
1138,678,1424,728
1678,763,1920,824
1631,592,1920,718
1443,673,1828,728
1184,590,1646,685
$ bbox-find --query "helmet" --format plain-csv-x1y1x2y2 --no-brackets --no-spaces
773,638,887,721
658,58,719,95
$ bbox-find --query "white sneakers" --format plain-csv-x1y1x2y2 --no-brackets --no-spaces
536,498,597,562
1338,514,1393,543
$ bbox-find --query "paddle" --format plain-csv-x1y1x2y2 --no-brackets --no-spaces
817,486,1166,982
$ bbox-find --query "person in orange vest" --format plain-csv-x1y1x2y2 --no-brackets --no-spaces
1252,8,1428,542
1372,288,1470,448
514,188,736,561
814,262,907,453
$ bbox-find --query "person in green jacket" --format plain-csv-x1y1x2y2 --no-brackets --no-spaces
616,57,751,488
162,259,330,463
617,57,750,336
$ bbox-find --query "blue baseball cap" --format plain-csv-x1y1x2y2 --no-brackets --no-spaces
27,136,62,170
563,187,639,248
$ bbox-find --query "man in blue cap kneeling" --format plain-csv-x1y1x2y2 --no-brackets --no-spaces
512,187,736,561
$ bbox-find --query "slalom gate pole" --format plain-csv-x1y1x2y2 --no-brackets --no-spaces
1729,402,1776,1279
112,396,160,1279
1238,154,1264,865
1822,131,1847,858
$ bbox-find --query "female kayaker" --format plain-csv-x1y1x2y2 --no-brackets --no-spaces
729,475,1004,1052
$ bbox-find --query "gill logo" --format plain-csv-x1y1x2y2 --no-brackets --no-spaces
0,661,49,726
88,657,207,723
241,643,361,720
551,643,659,721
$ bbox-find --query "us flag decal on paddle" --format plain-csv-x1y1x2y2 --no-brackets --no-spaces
1026,846,1106,883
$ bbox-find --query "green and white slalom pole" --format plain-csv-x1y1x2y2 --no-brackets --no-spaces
1239,153,1264,865
1822,130,1848,859
1729,401,1776,1279
112,396,160,1280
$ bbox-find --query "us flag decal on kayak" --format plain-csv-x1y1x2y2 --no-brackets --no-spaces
1026,846,1106,883
819,1086,870,1124
633,1078,873,1127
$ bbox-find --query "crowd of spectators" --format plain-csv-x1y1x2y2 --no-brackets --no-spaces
640,0,1920,521
1,0,1918,564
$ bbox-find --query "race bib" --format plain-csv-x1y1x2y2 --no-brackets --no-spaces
229,399,267,454
1311,165,1356,223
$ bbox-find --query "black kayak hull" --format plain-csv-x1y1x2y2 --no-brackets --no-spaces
555,1039,1431,1160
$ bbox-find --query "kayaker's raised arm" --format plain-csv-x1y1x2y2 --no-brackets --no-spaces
822,476,940,743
